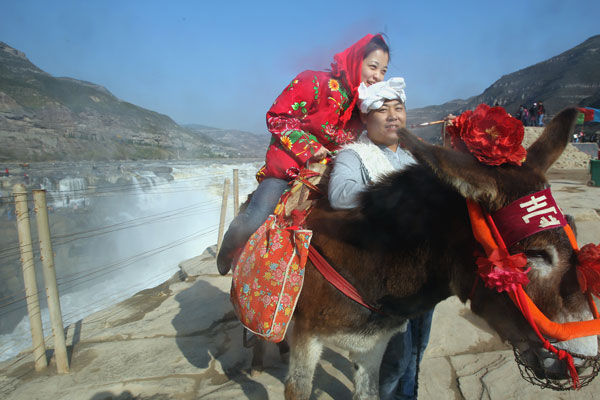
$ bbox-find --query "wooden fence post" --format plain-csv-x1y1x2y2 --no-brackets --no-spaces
33,189,69,373
13,184,47,371
233,169,239,217
216,178,230,254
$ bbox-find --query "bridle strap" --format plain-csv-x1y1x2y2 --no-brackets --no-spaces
564,224,579,250
466,198,600,388
308,245,383,314
467,199,600,340
507,287,600,341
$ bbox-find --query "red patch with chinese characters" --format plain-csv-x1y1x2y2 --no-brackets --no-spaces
491,188,567,247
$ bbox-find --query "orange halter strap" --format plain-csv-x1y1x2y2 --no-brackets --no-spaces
467,199,600,388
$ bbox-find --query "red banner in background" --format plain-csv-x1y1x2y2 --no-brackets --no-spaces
578,107,600,123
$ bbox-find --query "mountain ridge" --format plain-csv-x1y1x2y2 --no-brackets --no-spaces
0,41,268,161
408,34,600,141
2,35,599,159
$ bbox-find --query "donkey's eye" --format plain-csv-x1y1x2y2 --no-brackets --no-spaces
525,249,553,265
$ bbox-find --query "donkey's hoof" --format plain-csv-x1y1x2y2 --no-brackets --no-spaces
250,367,263,378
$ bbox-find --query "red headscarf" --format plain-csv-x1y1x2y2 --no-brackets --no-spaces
331,33,386,126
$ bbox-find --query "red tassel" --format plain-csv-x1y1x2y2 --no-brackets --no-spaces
565,354,580,389
516,288,581,389
555,348,580,389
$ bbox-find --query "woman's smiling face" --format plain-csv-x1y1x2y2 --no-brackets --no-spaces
360,49,389,86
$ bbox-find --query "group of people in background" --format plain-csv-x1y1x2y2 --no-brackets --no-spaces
515,101,545,127
513,102,599,144
573,130,599,143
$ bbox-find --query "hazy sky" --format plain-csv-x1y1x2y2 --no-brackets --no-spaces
2,0,599,134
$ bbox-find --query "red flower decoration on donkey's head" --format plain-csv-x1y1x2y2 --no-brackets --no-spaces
446,104,527,166
576,243,600,297
476,247,530,292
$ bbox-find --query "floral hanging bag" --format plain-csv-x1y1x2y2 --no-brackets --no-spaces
230,215,312,342
229,163,329,343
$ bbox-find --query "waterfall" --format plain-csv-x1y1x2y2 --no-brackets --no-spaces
0,160,261,362
57,177,88,209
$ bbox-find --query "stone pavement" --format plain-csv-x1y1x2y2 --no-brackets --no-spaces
0,173,598,400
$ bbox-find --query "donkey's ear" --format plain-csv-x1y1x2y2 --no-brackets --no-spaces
523,108,579,173
397,128,499,203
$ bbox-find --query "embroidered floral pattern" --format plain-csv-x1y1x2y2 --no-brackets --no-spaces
312,75,319,100
291,101,308,115
328,97,343,115
321,121,335,141
337,83,350,107
260,70,361,181
287,79,299,91
286,166,300,179
328,79,340,91
230,215,312,342
336,129,356,144
255,166,266,181
280,136,293,150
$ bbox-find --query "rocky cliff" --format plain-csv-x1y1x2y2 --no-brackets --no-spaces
409,35,600,141
0,42,268,161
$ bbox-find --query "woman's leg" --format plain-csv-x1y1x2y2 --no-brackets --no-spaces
216,177,288,274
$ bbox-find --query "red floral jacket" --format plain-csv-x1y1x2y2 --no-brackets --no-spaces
256,70,363,181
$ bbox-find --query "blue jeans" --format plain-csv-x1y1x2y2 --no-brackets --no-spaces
379,309,434,400
217,178,289,272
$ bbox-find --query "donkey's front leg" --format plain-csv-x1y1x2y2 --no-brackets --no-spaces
284,324,324,400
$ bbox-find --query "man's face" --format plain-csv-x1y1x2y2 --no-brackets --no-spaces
364,99,406,150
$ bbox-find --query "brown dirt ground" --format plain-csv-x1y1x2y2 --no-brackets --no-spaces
546,168,592,184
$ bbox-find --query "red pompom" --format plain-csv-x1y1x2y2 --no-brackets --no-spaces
577,243,600,297
476,247,530,292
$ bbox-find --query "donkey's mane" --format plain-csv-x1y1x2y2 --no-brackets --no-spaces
314,163,470,253
358,163,466,245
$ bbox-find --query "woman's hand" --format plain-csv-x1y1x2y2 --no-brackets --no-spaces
309,145,329,162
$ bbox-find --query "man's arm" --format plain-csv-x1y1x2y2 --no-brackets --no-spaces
328,150,368,210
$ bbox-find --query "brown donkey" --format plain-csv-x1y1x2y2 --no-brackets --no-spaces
283,108,598,399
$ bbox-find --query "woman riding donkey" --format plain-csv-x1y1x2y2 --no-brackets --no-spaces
328,77,434,400
217,33,390,274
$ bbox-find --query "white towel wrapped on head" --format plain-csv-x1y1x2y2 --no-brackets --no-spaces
358,77,406,114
